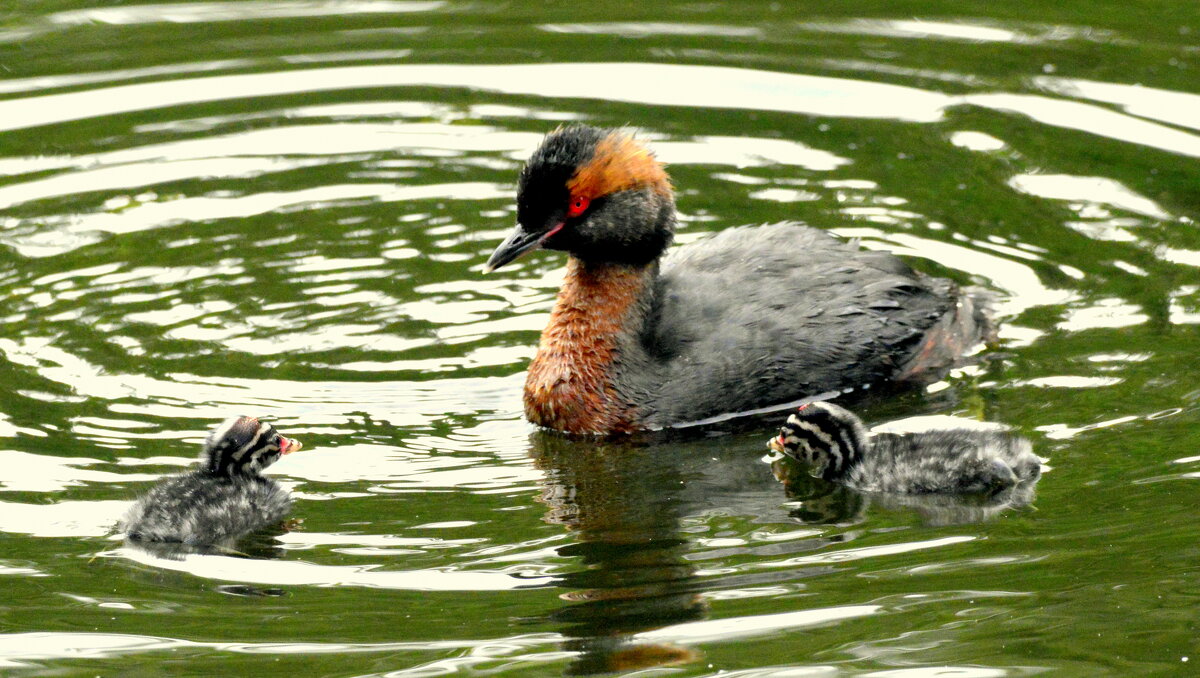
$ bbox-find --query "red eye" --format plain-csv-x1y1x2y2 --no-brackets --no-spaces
566,195,590,218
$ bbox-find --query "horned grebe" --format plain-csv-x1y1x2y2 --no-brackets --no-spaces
486,125,991,435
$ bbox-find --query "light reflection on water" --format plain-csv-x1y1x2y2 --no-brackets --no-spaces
5,61,1200,164
1034,76,1200,131
114,545,555,591
0,630,565,668
0,62,954,132
46,1,448,26
1,3,1199,676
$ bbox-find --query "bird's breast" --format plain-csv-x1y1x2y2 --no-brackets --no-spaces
523,259,649,435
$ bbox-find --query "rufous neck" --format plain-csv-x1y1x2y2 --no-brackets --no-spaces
523,258,655,435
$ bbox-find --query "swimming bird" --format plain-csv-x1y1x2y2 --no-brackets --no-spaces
122,416,302,547
768,401,1041,495
486,125,992,435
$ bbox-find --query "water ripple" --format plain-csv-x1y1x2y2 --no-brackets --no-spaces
47,1,446,27
0,63,954,132
113,546,553,591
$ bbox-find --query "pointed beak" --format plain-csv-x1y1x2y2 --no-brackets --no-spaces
484,223,559,272
279,436,303,455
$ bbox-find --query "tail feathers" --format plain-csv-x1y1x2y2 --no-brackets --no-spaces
1013,456,1043,483
896,284,996,383
963,284,999,345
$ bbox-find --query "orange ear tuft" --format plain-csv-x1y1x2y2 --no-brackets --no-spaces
567,131,672,200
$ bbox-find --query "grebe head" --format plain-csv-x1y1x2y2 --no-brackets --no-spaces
486,125,676,271
768,402,869,481
202,416,301,478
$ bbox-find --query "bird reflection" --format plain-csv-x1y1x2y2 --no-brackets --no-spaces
123,520,294,562
530,432,706,675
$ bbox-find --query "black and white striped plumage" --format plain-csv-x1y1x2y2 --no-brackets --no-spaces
769,402,1040,495
122,416,302,546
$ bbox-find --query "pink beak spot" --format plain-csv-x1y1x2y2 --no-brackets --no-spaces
279,437,303,455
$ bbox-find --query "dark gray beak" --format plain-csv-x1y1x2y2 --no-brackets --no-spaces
485,223,550,272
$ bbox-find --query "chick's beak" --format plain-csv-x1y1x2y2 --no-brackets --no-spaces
768,434,785,454
485,223,559,272
279,436,303,455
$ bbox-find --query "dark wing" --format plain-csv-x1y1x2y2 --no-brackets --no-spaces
644,223,962,423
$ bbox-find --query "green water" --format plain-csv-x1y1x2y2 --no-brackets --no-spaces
2,1,1199,675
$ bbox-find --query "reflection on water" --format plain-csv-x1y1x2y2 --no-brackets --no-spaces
122,519,293,562
531,433,705,674
113,540,555,591
528,428,982,674
46,1,447,26
0,62,953,132
774,458,1039,527
2,0,1200,675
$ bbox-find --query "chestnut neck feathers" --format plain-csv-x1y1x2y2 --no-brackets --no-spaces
492,126,676,434
524,259,653,435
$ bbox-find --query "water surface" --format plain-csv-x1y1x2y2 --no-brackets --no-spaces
2,2,1199,675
